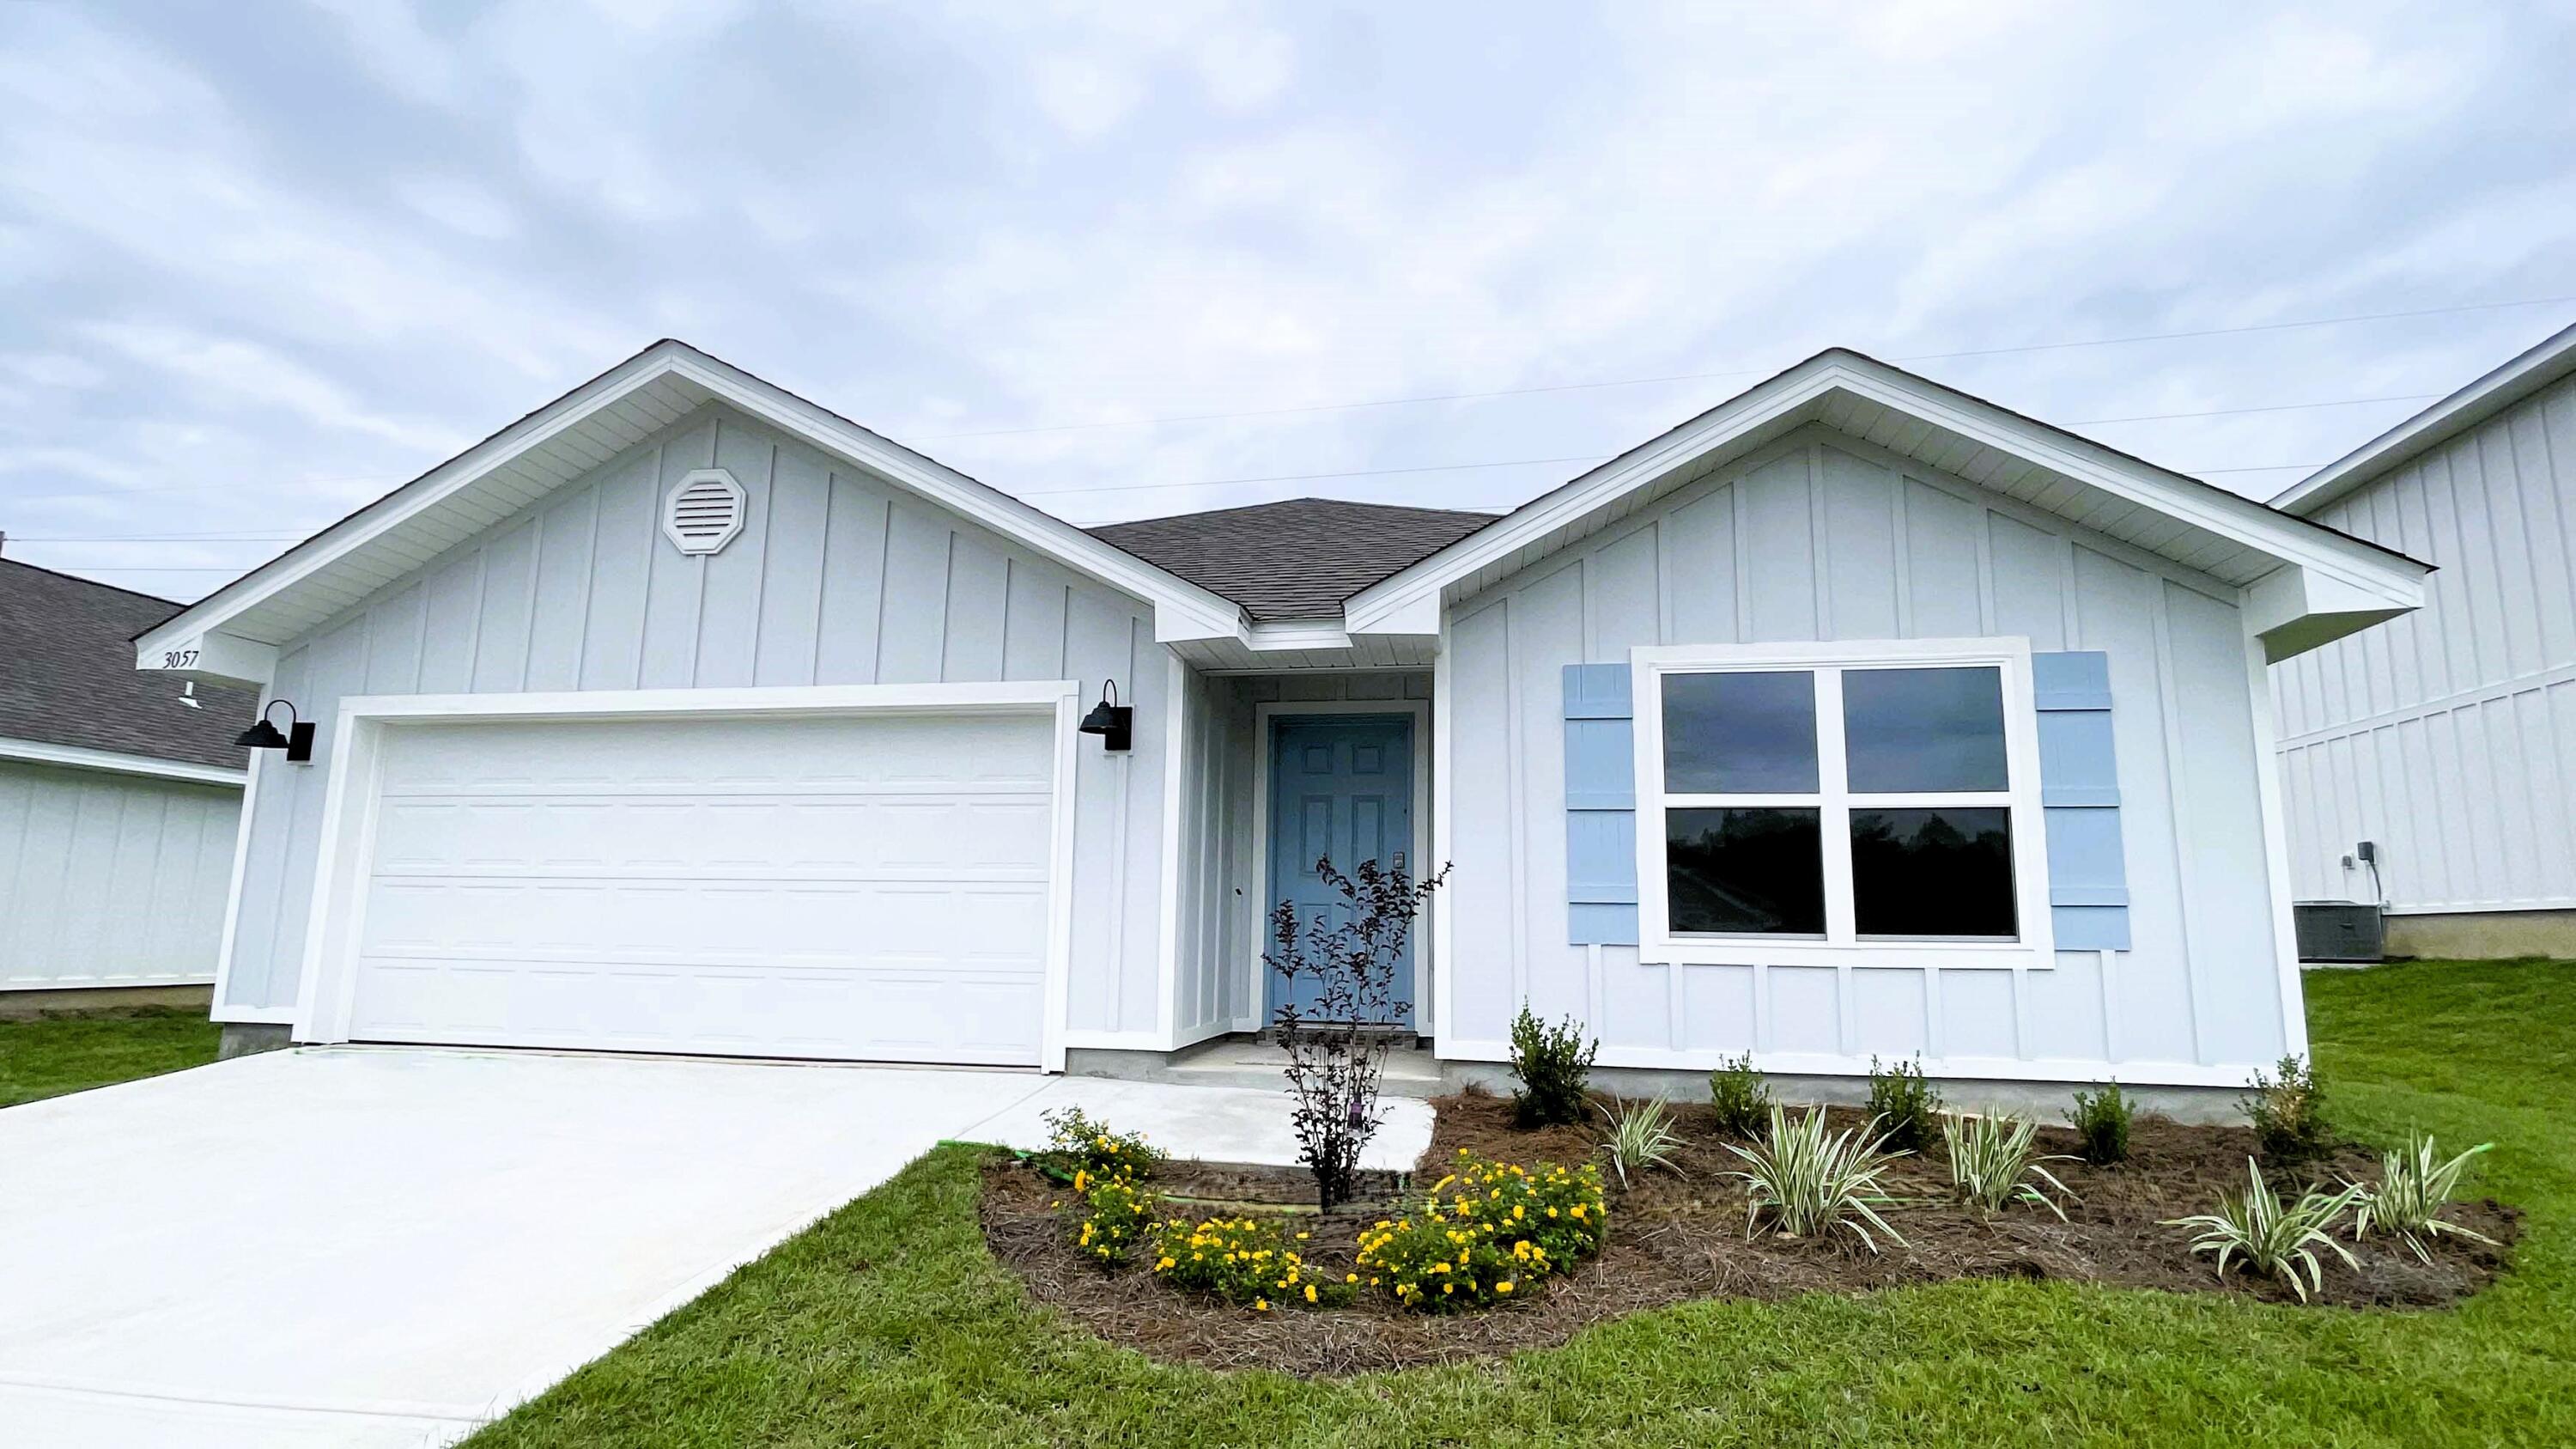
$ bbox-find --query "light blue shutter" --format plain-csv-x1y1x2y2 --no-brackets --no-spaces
2032,651,2130,950
1563,663,1640,946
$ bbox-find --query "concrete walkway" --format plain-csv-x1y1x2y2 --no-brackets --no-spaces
0,1046,1432,1448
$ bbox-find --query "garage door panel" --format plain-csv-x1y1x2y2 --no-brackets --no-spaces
345,710,1054,1065
369,797,1051,880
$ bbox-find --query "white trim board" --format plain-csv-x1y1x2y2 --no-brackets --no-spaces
284,679,1084,1072
0,736,246,787
1240,698,1435,1032
1433,1037,2268,1090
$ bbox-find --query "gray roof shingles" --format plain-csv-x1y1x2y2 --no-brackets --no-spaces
1085,497,1495,622
0,559,260,771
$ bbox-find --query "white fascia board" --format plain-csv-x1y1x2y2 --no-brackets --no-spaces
2272,320,2576,517
1347,350,2433,630
1245,619,1353,651
135,341,1245,668
0,736,246,786
1345,357,1832,632
2244,563,2424,663
132,629,278,687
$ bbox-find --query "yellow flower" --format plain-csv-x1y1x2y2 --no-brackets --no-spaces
1303,1284,1318,1303
1443,1283,1455,1294
1498,1281,1515,1294
1254,1298,1269,1312
1346,1273,1358,1283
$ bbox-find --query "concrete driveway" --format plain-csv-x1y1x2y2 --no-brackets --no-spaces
0,1046,1431,1448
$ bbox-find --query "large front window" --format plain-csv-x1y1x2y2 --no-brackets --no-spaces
1636,641,2049,965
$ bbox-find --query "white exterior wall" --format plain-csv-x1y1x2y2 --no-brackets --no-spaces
1437,430,2292,1083
2273,372,2576,915
217,403,1172,1045
0,759,240,990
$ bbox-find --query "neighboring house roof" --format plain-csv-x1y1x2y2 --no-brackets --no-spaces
1,558,258,772
2270,319,2576,517
1345,347,2433,661
1086,498,1495,621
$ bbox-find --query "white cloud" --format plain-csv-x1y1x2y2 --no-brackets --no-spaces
2,0,2572,601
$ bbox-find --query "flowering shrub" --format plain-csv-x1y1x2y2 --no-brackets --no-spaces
1353,1150,1607,1311
1150,1215,1351,1310
1072,1176,1159,1267
1037,1105,1163,1186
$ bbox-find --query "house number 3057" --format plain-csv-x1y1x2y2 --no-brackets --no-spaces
162,648,199,669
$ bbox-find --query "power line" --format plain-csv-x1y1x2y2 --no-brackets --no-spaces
896,295,2574,442
3,387,2434,543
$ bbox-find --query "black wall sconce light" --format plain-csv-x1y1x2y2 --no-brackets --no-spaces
1077,679,1133,752
235,699,316,764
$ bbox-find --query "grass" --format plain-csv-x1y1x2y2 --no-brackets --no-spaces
469,959,2576,1447
0,1007,221,1108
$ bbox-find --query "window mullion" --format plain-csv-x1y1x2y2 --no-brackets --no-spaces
1814,667,1856,944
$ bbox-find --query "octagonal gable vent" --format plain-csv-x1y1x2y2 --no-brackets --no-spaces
662,468,747,556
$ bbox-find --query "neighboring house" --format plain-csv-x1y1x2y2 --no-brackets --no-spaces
2269,321,2576,960
136,340,2427,1104
1,559,255,1008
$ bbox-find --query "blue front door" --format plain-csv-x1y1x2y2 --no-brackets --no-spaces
1266,715,1416,1028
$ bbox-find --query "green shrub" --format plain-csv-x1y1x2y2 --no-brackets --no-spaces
1864,1055,1942,1153
2240,1054,2333,1164
1150,1215,1344,1310
2350,1134,2496,1263
1355,1150,1607,1310
2167,1157,2359,1302
2067,1081,2135,1165
1036,1105,1163,1187
1508,1004,1597,1127
1598,1097,1683,1189
1070,1177,1158,1267
1707,1052,1772,1137
1943,1112,2075,1219
1724,1105,1909,1252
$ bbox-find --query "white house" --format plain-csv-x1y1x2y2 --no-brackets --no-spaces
2269,321,2576,960
136,341,2428,1105
3,560,253,1010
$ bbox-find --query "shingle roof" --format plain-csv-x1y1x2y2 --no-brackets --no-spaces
1085,498,1497,622
0,559,259,771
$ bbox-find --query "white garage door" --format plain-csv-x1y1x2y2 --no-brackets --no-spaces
343,709,1056,1065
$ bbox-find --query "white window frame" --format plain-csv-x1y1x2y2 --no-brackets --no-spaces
1629,636,2054,971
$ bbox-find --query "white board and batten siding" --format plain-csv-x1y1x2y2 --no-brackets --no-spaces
0,760,240,991
218,401,1173,1050
1438,429,2291,1086
2273,370,2576,915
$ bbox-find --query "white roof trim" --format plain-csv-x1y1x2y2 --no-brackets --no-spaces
136,341,1246,671
0,735,246,786
2271,320,2576,517
1346,349,2431,635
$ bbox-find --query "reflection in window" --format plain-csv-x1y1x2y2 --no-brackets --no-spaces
1662,671,1818,793
1666,807,1825,935
1842,667,2008,793
1850,807,2016,938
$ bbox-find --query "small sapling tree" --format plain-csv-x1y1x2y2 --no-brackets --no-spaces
1267,855,1450,1209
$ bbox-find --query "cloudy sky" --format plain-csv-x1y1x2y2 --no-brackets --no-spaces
3,1,2571,603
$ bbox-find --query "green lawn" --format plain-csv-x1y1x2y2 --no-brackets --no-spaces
471,960,2576,1447
0,1007,222,1108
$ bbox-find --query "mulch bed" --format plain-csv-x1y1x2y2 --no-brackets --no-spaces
977,1090,2518,1377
